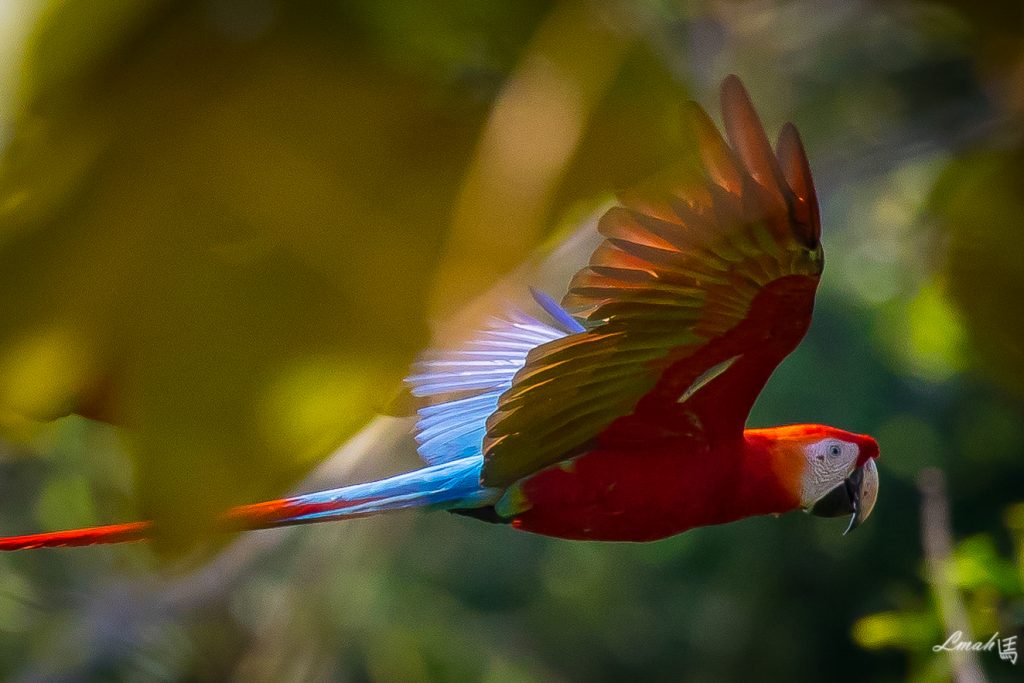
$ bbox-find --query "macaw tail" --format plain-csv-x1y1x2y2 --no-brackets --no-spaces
0,456,494,551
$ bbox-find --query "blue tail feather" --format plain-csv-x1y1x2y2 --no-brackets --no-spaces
270,457,499,526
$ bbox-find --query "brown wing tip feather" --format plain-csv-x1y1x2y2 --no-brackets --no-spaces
776,121,821,246
686,100,743,197
719,75,787,208
721,75,821,248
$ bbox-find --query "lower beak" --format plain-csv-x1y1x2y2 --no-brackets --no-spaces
809,459,879,534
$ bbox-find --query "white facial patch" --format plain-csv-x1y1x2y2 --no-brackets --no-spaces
801,438,860,507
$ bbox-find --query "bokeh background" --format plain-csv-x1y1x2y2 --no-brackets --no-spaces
0,0,1022,681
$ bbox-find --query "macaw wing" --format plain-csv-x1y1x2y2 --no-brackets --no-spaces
481,76,823,488
404,305,573,466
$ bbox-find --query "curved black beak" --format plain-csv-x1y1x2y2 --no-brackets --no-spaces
809,459,879,534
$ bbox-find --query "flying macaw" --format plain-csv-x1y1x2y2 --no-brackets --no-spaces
0,75,878,551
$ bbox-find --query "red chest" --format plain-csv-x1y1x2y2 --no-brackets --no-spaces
510,442,746,541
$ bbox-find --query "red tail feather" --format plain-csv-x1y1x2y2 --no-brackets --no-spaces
0,493,391,550
0,522,152,550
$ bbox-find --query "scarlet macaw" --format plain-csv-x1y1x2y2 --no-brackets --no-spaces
0,76,879,551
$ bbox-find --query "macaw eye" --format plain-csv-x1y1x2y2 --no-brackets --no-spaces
828,444,842,457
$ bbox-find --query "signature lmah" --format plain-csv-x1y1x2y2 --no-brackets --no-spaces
933,631,1017,666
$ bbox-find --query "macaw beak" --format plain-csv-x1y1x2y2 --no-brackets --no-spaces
809,459,879,534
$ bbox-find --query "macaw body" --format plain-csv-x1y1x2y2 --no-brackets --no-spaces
0,76,880,552
508,423,877,542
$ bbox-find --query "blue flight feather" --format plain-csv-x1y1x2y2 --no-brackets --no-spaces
404,306,568,466
530,287,585,333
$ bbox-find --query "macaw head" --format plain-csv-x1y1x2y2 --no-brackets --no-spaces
753,424,880,533
793,427,880,533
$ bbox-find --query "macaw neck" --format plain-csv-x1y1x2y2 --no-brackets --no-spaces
731,430,804,519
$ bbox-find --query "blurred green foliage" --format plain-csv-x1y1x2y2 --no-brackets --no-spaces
0,0,683,549
936,148,1024,397
854,502,1024,682
0,0,1021,681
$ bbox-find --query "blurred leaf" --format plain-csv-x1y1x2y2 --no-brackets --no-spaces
874,279,967,384
852,610,940,650
0,0,688,554
934,147,1024,396
34,474,100,533
0,1,495,551
950,535,1021,595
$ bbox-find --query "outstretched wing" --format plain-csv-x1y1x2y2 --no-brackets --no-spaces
481,75,823,488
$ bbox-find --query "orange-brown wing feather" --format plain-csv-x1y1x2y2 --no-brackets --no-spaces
480,75,823,488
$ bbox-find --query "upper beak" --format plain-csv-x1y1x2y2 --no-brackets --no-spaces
809,459,879,534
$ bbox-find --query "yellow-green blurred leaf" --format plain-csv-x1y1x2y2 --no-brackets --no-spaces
934,147,1024,395
0,0,688,554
